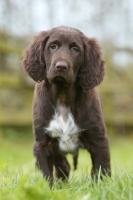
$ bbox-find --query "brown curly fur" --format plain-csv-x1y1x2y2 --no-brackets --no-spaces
22,26,110,187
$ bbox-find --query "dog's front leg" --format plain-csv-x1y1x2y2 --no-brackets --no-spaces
33,140,53,186
89,136,111,179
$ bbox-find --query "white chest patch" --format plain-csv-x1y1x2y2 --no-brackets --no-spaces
45,106,80,153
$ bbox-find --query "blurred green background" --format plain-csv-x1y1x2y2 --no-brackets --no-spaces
0,0,133,138
0,2,133,198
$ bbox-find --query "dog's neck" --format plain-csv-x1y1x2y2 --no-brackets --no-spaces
46,80,79,110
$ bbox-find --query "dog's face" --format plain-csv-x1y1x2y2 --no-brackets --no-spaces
44,27,84,84
22,26,105,90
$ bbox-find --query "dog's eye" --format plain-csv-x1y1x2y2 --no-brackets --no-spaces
50,44,58,50
71,46,79,53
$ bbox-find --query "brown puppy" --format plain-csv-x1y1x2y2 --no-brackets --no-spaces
22,26,111,186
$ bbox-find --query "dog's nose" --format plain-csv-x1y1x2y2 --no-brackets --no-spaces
55,61,68,71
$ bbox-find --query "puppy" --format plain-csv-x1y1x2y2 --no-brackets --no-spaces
22,26,111,186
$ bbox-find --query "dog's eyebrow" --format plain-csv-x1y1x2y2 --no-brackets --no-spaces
47,39,59,45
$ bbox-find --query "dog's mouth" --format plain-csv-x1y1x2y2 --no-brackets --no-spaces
52,76,69,85
47,71,74,85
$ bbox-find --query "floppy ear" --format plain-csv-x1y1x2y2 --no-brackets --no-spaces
22,31,49,82
79,38,105,89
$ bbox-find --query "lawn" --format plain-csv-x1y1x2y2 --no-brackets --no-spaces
0,130,133,200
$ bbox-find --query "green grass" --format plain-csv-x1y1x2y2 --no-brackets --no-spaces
0,131,133,200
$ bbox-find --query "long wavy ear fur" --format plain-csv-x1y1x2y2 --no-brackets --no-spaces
79,38,105,90
22,31,49,82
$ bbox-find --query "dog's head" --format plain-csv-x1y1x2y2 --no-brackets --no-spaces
22,26,105,89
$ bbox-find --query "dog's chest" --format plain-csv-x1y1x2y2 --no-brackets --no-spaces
46,106,80,153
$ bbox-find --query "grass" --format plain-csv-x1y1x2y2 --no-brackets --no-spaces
0,130,133,200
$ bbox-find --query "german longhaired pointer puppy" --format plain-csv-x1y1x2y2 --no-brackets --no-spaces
22,26,111,186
